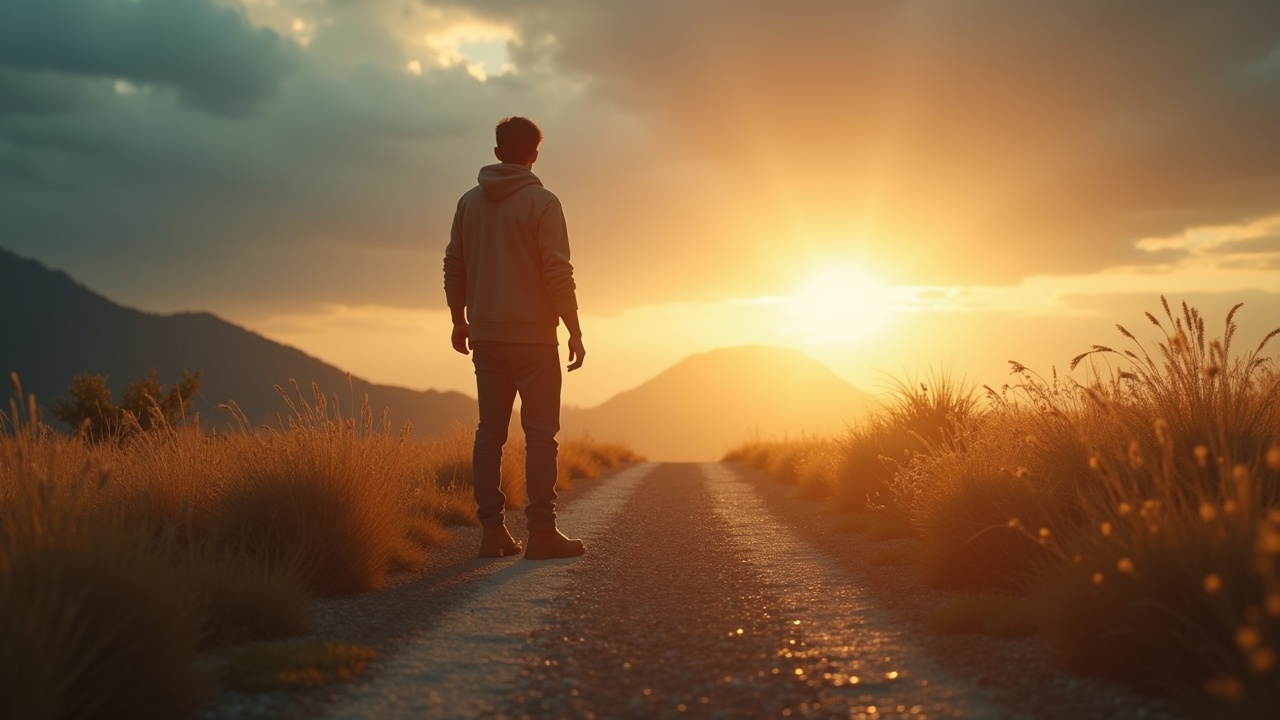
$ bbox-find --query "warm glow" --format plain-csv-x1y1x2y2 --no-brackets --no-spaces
786,264,893,347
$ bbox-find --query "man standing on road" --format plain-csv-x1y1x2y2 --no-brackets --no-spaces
443,116,587,561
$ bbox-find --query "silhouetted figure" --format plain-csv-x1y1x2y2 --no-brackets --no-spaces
444,116,587,560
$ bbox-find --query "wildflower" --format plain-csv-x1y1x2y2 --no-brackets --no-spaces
1118,502,1133,517
1203,574,1223,594
1088,455,1102,471
1268,445,1280,471
1233,465,1250,484
1092,572,1105,585
1015,467,1029,479
1117,557,1135,575
1007,518,1022,529
1154,418,1170,446
1100,521,1113,537
1038,527,1051,539
1199,503,1218,522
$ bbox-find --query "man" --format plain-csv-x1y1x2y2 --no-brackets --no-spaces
443,116,587,561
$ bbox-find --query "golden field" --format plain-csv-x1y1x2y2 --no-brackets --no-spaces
0,379,638,719
728,299,1280,719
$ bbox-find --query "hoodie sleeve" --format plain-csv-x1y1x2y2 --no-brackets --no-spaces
442,198,467,310
536,198,578,316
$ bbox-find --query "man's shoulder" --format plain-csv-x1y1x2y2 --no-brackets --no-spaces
457,185,485,205
523,182,560,203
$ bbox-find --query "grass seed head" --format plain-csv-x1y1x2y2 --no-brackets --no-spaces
1236,627,1261,652
1204,573,1224,594
1251,648,1276,674
1205,676,1243,700
1195,444,1211,469
1128,440,1144,469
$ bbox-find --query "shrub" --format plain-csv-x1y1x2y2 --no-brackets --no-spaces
50,369,202,440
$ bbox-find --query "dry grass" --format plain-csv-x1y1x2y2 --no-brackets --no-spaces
730,298,1280,717
1,375,638,719
928,593,1038,638
222,641,376,692
0,428,209,720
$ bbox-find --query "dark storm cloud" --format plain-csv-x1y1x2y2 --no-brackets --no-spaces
495,1,1280,284
0,0,298,115
0,28,550,314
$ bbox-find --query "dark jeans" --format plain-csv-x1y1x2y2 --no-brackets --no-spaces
471,342,562,531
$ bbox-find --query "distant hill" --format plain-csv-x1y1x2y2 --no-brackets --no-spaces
562,345,878,461
0,248,475,436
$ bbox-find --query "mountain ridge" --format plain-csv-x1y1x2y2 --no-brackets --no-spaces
561,344,877,460
0,247,475,437
2,248,876,459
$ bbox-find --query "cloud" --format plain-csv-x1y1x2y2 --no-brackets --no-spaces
497,1,1280,283
0,0,298,115
3,0,1280,327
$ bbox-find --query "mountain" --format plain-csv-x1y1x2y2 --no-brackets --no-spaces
0,248,474,436
561,345,878,461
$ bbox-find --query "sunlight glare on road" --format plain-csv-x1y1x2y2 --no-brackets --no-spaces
786,264,893,347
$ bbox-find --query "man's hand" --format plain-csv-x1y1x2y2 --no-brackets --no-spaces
567,334,586,372
451,321,471,355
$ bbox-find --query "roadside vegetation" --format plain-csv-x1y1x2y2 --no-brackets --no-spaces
726,298,1280,719
0,375,639,720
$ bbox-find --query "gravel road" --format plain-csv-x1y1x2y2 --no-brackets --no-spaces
198,462,1187,720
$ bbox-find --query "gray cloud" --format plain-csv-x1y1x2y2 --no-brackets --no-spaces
0,0,298,115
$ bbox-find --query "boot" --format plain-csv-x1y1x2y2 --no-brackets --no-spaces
524,527,585,560
478,524,523,558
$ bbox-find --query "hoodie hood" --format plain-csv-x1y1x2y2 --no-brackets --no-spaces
478,163,542,201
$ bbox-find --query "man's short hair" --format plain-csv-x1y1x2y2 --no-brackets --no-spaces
495,117,543,164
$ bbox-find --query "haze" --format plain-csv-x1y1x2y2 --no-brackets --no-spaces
4,1,1280,407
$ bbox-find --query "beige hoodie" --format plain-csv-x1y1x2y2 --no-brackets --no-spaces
443,163,578,345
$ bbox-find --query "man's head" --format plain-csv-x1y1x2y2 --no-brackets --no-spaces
494,116,542,167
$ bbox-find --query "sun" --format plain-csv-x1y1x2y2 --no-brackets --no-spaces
785,264,893,347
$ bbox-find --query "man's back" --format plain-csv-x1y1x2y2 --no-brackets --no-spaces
444,163,577,346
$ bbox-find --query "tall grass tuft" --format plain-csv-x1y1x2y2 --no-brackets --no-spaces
0,426,208,720
2,370,642,718
731,298,1280,717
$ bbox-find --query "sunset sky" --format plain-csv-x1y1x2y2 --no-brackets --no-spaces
4,1,1280,407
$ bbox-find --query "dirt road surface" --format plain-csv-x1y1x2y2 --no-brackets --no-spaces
200,462,1184,720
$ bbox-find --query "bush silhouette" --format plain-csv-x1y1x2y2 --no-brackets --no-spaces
51,369,202,440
